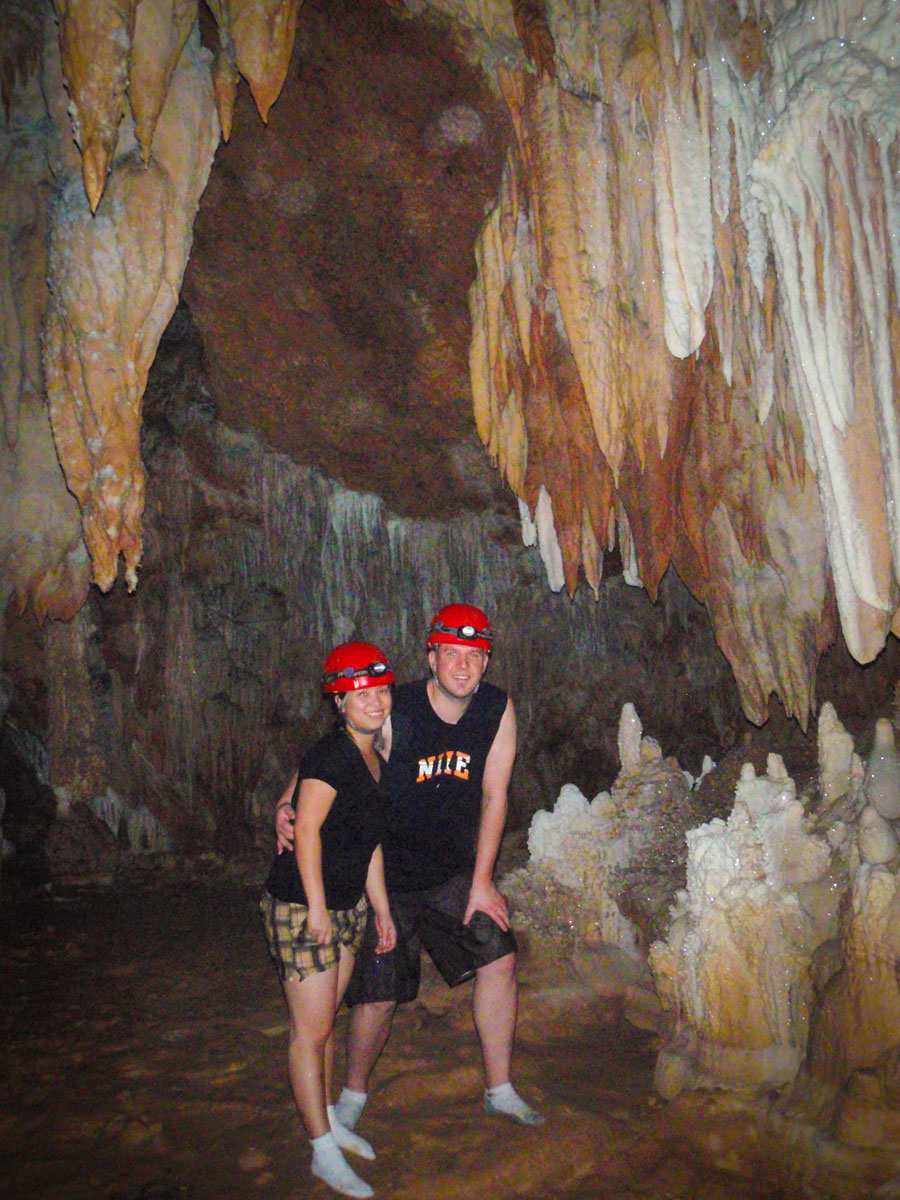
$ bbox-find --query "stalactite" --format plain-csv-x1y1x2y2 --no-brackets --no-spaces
130,0,197,164
43,26,220,591
468,0,900,726
205,0,303,123
0,10,89,625
1,0,301,624
53,0,136,213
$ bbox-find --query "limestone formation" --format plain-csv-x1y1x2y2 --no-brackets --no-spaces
2,0,900,791
866,718,900,821
1,0,299,616
466,0,900,725
523,781,639,950
507,702,707,963
649,757,838,1095
647,700,900,1141
858,805,900,866
43,25,220,591
808,863,900,1089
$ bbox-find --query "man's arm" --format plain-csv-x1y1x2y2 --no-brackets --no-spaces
464,697,516,929
275,715,393,852
274,770,298,852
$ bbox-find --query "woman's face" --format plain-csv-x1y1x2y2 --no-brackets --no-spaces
339,683,392,731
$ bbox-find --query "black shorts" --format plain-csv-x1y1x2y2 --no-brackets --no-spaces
345,872,517,1006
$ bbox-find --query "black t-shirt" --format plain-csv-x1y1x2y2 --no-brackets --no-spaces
265,726,385,910
381,678,508,891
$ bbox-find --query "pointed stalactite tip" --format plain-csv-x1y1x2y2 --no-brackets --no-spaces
81,135,111,213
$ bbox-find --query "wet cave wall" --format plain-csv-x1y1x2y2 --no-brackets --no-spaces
5,296,900,885
2,304,748,877
3,0,900,889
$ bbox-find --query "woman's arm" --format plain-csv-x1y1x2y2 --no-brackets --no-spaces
365,845,396,954
295,777,337,945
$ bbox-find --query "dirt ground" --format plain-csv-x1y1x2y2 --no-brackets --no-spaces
0,866,890,1200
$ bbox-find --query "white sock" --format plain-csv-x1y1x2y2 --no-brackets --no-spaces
327,1104,375,1159
484,1082,545,1126
333,1086,368,1131
310,1132,374,1198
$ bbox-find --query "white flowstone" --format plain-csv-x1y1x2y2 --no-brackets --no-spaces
617,702,642,777
865,718,900,820
818,701,858,805
525,783,637,948
858,805,899,866
649,756,837,1094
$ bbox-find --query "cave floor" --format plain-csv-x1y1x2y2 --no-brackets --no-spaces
0,868,885,1200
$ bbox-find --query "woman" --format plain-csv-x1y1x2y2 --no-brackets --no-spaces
261,641,397,1199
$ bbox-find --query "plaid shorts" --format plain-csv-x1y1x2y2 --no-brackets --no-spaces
260,891,368,983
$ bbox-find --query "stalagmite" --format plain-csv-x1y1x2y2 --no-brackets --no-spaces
650,757,836,1095
866,718,900,820
809,863,900,1088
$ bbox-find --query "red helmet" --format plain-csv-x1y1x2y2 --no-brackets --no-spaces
322,641,394,693
427,604,493,651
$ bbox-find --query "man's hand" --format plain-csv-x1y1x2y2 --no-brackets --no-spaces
463,879,510,931
275,804,296,853
374,909,397,954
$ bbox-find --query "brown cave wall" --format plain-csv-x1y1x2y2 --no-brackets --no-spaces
4,303,900,878
2,304,746,869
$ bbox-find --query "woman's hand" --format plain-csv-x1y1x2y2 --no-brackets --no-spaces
306,902,333,946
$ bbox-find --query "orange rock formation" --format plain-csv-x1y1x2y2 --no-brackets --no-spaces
2,0,899,729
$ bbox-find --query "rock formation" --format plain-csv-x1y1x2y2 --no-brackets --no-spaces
643,699,900,1152
16,315,742,865
465,0,900,726
508,696,900,1179
1,0,298,622
3,0,900,732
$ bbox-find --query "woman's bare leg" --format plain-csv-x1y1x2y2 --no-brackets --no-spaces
283,967,340,1137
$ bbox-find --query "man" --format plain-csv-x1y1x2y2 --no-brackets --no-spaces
276,603,543,1131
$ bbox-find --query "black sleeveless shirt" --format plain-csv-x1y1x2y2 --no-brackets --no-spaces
265,726,385,909
382,678,508,891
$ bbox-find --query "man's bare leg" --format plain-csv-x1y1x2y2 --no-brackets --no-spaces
473,952,517,1087
334,1000,396,1129
474,952,544,1125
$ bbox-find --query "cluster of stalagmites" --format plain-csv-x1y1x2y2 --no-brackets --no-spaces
0,0,300,622
462,0,900,727
510,700,900,1156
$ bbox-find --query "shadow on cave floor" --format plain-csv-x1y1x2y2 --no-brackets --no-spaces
0,870,866,1200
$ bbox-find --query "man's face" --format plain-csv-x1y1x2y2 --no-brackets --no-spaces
429,642,489,701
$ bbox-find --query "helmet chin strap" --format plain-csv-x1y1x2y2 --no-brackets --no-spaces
345,718,376,735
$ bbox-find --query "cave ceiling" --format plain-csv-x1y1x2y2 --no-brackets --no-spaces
2,0,900,731
182,0,515,518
